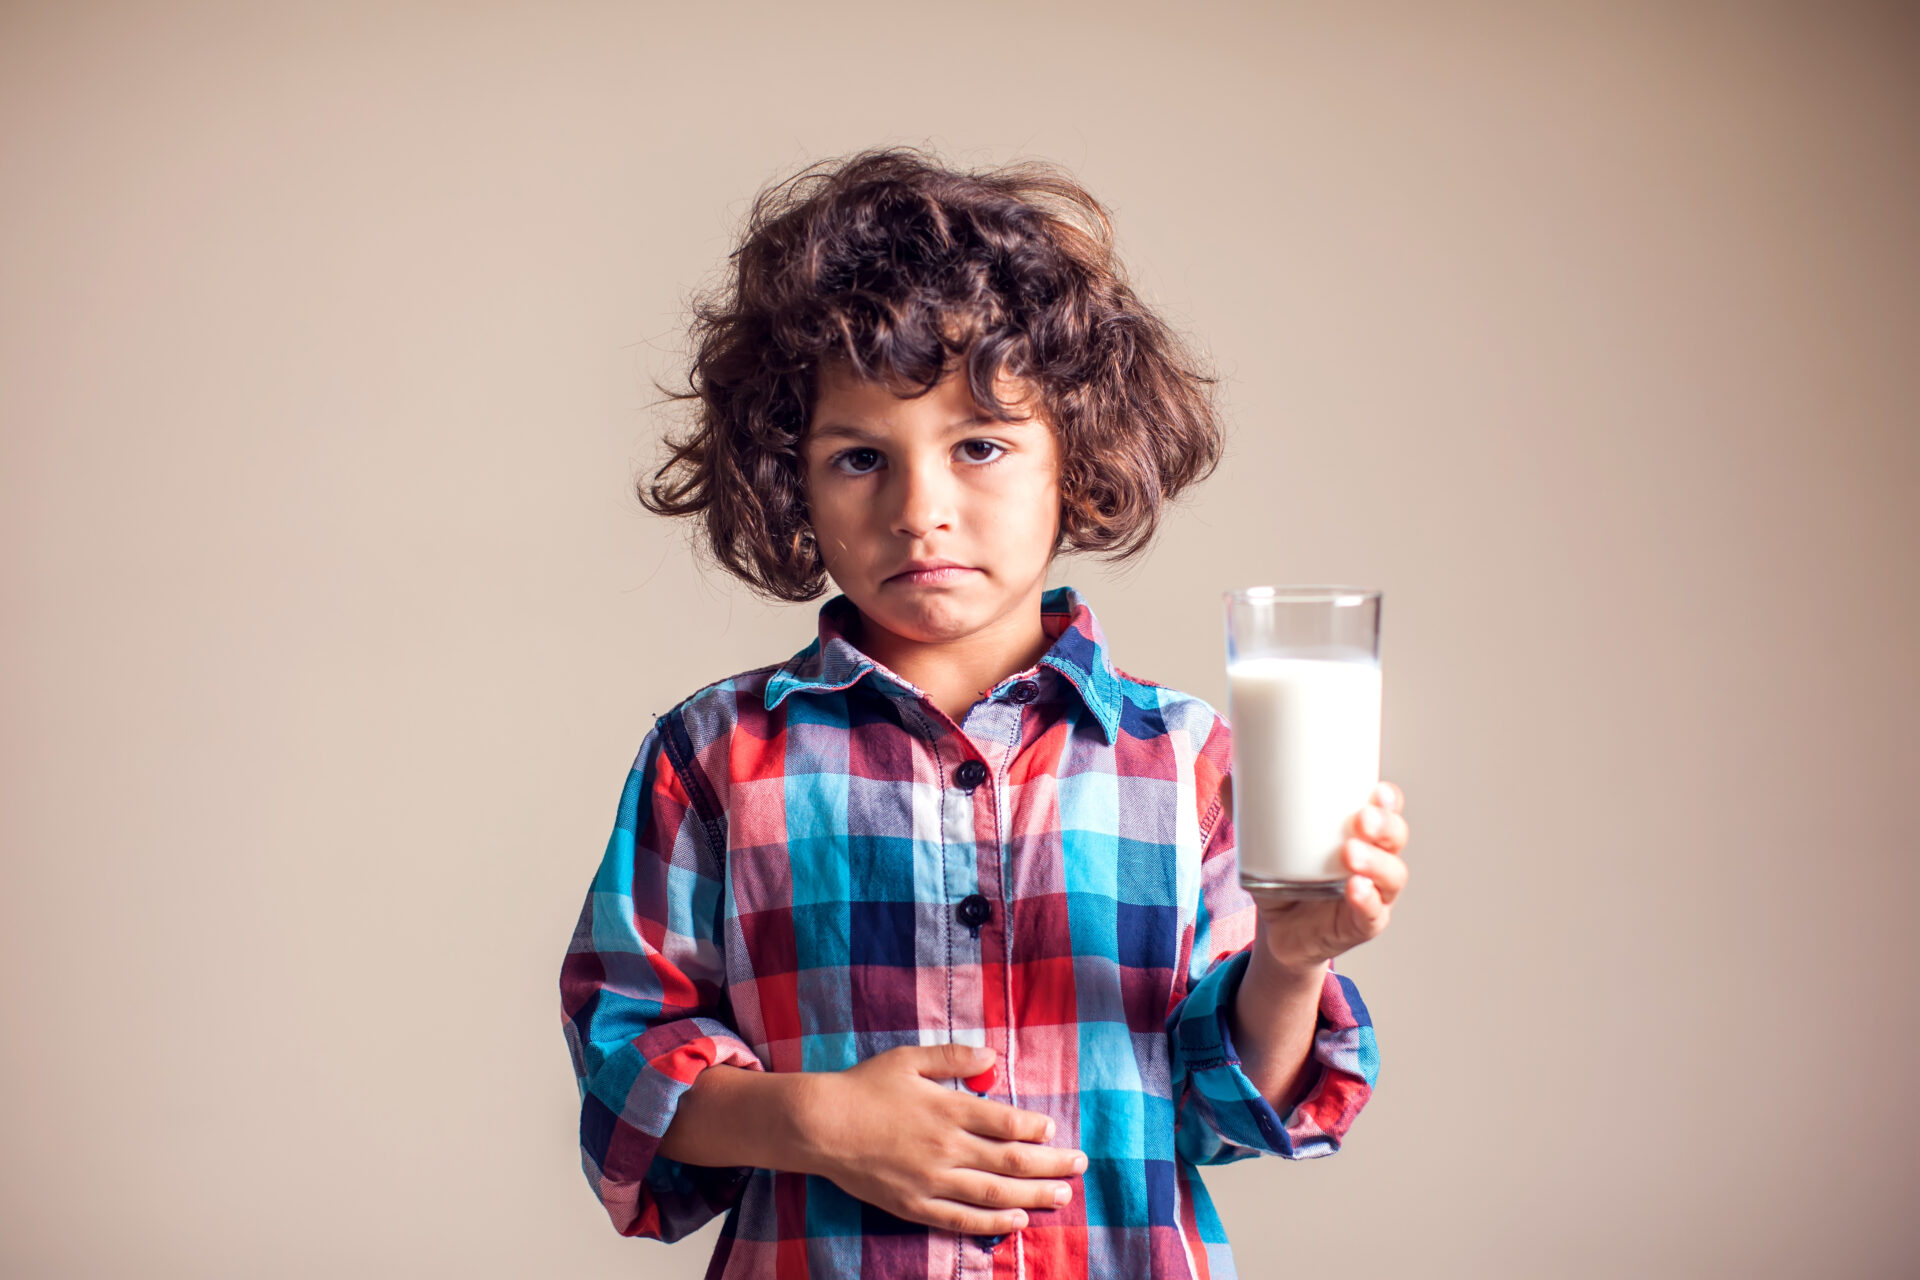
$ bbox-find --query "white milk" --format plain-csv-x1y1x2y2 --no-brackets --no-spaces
1225,656,1382,886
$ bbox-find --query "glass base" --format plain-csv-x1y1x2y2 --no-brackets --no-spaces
1239,872,1349,899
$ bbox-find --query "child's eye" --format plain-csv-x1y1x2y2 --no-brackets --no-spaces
831,447,884,475
958,440,1007,465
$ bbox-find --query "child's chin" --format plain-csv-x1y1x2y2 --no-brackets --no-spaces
867,595,992,641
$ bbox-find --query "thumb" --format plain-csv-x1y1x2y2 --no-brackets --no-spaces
914,1042,993,1079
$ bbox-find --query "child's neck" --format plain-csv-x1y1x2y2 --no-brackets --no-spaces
849,594,1053,726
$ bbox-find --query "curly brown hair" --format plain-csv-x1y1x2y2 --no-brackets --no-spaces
639,144,1223,603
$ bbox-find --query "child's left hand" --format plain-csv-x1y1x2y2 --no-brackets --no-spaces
1250,781,1410,975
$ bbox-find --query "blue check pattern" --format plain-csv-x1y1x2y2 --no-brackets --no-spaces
560,585,1379,1278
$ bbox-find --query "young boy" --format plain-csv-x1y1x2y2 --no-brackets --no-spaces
560,146,1410,1279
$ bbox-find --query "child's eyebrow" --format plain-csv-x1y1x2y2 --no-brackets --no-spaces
808,415,1038,444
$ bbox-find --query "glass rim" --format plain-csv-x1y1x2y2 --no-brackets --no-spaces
1224,584,1382,606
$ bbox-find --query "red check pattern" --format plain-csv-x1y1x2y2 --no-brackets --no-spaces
560,586,1379,1278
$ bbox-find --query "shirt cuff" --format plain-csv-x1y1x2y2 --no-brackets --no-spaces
579,1016,766,1240
1170,948,1380,1160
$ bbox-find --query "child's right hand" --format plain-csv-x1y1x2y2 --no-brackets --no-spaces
795,1044,1085,1235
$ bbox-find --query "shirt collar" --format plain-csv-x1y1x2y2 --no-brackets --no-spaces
762,583,1123,744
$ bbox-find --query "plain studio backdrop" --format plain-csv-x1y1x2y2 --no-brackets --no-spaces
3,2,1915,1276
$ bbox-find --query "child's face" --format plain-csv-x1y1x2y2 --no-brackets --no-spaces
802,360,1061,651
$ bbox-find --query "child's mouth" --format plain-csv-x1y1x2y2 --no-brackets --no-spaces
887,566,978,586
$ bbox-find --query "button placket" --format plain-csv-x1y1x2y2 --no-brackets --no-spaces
942,710,1016,1280
952,754,992,939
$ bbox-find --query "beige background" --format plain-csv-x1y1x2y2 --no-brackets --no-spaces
3,1,1916,1276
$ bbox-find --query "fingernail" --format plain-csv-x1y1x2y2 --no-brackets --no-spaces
1043,1118,1056,1140
1361,806,1384,838
1071,1152,1087,1172
1013,1211,1029,1228
1347,839,1369,871
1054,1184,1072,1204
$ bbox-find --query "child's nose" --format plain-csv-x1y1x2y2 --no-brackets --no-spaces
890,461,958,537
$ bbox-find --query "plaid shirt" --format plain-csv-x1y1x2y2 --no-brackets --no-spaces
560,585,1379,1279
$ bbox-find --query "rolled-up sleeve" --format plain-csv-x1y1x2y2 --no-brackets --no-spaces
559,720,762,1241
1166,720,1380,1166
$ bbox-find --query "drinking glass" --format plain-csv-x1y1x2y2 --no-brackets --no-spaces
1224,586,1384,897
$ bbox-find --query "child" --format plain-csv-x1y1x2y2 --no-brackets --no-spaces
560,146,1410,1280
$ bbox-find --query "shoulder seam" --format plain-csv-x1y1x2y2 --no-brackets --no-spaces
1198,794,1227,853
1109,667,1225,718
663,662,785,717
655,705,728,862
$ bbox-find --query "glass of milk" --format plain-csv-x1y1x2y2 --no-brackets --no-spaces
1224,586,1383,897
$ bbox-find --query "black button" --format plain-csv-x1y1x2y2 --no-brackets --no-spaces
1009,680,1039,704
956,893,992,929
954,759,988,790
